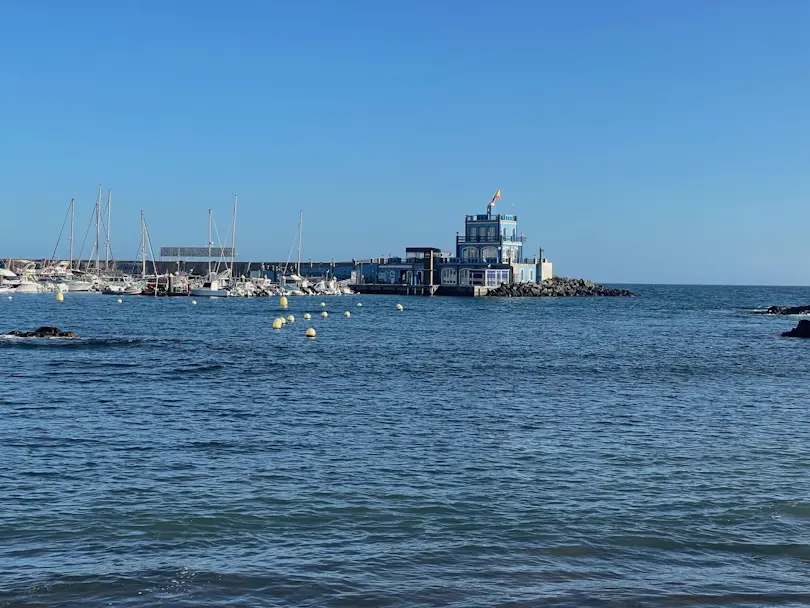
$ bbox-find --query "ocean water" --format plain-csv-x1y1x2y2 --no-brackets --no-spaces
1,285,809,607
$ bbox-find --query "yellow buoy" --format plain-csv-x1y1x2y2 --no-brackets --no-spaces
280,316,287,325
306,327,316,339
191,300,197,305
287,314,295,323
272,318,283,330
303,313,311,320
320,302,326,307
396,303,404,311
280,295,288,309
321,311,328,318
344,311,351,317
56,291,64,302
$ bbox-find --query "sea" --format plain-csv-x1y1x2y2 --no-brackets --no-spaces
1,285,809,607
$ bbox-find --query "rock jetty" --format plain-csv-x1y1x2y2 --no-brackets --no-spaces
760,304,810,316
487,277,637,298
6,326,77,338
781,320,810,338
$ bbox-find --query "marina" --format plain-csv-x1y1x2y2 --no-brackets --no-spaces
0,189,554,299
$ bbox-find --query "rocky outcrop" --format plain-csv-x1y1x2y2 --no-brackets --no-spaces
6,326,77,338
487,277,637,298
782,320,810,338
760,305,810,315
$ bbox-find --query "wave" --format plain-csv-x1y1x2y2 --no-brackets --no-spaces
0,336,145,349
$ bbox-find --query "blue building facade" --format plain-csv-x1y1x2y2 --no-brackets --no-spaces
375,199,543,287
455,211,526,264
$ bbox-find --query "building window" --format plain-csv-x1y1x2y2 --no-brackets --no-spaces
441,268,457,285
461,247,478,261
482,247,498,262
459,268,470,285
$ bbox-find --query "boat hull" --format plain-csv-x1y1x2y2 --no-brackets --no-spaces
65,280,93,292
13,283,44,293
190,289,230,297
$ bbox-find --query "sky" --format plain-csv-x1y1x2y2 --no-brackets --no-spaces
0,0,808,284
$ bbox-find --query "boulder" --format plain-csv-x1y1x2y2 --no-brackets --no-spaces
34,326,61,337
6,327,77,338
782,320,810,338
763,305,810,316
487,276,637,298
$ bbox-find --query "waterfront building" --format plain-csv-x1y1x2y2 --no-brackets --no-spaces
375,194,551,288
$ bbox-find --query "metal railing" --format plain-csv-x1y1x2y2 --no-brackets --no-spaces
456,234,527,244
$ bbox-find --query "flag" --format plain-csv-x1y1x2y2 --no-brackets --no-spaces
488,188,501,207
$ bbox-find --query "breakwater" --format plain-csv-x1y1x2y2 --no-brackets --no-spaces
487,276,637,297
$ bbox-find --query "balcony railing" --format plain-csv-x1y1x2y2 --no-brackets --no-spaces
456,234,527,244
465,214,518,222
457,235,500,244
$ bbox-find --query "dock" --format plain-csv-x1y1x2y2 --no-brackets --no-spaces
353,284,493,297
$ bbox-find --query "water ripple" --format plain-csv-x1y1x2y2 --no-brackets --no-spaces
1,286,809,606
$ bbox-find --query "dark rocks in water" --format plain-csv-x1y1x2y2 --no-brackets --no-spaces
5,326,77,338
487,277,637,298
35,326,61,337
782,320,810,338
762,304,810,316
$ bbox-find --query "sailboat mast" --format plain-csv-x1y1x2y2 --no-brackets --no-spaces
105,190,111,271
297,209,303,276
95,184,101,273
230,194,237,277
140,210,146,277
208,208,212,277
69,197,75,270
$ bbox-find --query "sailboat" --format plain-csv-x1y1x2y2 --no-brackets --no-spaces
278,210,307,295
190,205,233,297
190,196,239,297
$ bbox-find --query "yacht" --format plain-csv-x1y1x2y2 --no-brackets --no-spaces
190,276,230,297
100,275,140,294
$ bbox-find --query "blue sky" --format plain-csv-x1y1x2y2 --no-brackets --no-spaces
1,0,808,284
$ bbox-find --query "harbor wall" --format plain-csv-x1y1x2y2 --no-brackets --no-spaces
3,258,381,282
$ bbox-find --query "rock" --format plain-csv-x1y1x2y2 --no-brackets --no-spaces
782,320,810,338
5,327,77,338
34,326,61,337
762,305,810,315
487,276,637,298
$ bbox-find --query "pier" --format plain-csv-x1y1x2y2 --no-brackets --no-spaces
353,284,494,297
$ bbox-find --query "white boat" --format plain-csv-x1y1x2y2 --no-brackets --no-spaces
14,276,49,293
190,277,230,297
0,268,19,289
64,279,94,292
100,275,137,294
